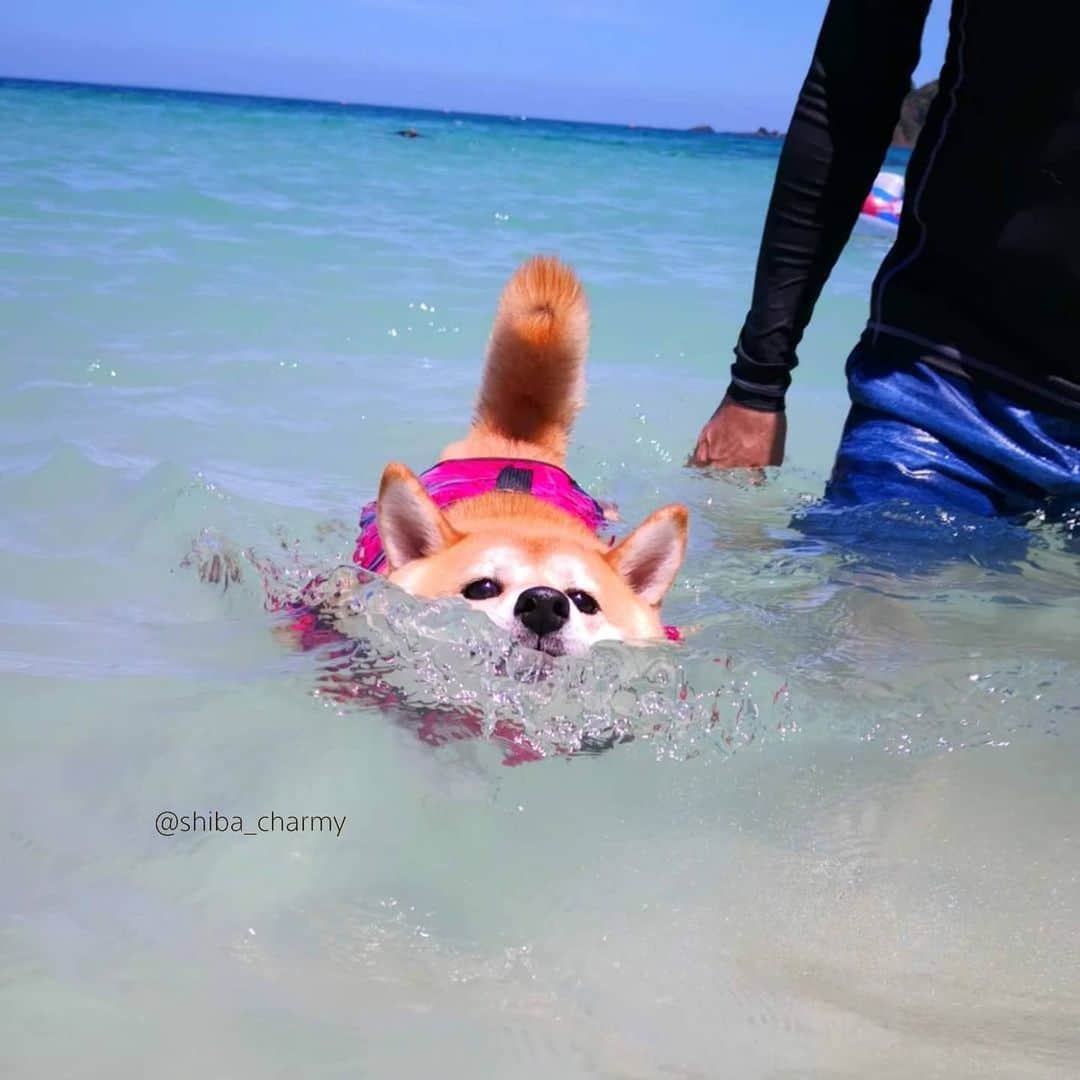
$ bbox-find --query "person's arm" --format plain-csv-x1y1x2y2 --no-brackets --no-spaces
692,0,932,468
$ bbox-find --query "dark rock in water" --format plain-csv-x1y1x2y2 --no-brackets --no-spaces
395,128,421,139
688,124,716,134
752,127,782,138
893,80,938,148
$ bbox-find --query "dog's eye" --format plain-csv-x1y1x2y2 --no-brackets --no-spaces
567,589,600,615
462,578,503,601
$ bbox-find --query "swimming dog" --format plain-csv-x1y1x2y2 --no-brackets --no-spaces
364,256,688,657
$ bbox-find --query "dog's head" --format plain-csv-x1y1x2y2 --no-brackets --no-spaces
376,463,687,656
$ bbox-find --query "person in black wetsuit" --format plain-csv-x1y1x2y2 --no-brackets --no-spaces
691,0,1080,518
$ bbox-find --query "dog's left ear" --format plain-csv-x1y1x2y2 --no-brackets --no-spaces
606,504,688,606
376,463,461,570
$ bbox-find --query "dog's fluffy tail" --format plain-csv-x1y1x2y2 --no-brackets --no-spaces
473,256,589,459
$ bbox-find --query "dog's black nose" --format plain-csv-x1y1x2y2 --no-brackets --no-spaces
514,586,570,637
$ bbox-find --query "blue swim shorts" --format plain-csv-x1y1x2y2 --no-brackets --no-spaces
824,346,1080,519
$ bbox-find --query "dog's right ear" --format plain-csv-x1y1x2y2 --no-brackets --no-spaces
376,463,461,570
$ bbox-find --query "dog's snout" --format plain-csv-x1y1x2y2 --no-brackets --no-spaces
514,586,570,637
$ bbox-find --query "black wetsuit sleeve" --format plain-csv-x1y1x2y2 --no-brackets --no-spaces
728,0,932,412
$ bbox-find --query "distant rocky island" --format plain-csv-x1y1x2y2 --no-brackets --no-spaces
687,124,782,138
893,79,938,147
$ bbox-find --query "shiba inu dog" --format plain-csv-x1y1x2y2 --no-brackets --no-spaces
361,256,688,657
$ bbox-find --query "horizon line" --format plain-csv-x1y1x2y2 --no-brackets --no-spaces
0,73,787,138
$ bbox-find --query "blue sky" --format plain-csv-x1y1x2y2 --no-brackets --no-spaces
1,0,950,130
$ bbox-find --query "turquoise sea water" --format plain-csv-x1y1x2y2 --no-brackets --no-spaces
2,78,1078,1077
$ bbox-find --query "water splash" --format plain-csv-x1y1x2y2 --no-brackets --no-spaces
186,523,789,764
181,475,1080,769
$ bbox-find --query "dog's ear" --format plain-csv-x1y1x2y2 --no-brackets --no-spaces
376,463,461,570
606,504,688,606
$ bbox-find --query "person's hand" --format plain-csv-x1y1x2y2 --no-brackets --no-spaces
689,396,786,469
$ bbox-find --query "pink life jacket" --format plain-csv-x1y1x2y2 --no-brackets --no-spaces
353,457,608,572
352,457,681,642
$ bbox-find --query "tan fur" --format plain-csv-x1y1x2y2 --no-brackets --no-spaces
386,494,687,643
375,256,688,653
441,256,589,465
